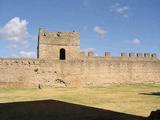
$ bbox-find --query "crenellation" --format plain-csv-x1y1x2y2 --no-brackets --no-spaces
121,53,128,58
129,53,135,58
151,53,157,60
144,53,150,58
151,53,157,58
137,53,143,58
0,28,159,88
88,51,94,57
105,52,111,57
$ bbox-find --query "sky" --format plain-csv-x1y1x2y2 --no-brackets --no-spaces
0,0,160,58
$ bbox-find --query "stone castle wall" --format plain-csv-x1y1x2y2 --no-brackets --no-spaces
0,55,160,88
0,29,160,88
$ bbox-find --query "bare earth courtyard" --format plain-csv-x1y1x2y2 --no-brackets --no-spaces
0,83,159,119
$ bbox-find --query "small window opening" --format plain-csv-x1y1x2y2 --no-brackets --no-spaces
60,48,65,60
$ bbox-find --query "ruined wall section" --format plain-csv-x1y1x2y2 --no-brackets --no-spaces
38,30,80,60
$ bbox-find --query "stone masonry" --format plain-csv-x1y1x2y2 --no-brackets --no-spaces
0,28,160,88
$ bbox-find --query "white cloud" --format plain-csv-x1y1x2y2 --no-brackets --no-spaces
131,38,141,45
0,17,33,52
110,3,129,18
6,44,17,49
94,26,107,38
20,40,31,49
5,41,30,51
19,51,36,58
0,17,29,43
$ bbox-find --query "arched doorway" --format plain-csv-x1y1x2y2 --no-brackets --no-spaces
60,48,65,60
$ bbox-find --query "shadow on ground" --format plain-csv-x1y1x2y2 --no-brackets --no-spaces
0,99,146,120
140,92,160,96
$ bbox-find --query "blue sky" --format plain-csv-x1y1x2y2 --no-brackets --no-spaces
0,0,160,57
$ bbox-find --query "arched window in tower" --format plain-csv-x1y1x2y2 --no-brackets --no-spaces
60,48,66,60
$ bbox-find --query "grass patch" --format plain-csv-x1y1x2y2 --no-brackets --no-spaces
0,83,159,117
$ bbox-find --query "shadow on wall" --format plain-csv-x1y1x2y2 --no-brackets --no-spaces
0,99,146,120
140,92,160,96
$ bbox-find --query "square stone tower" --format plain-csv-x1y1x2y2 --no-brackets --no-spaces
37,28,80,60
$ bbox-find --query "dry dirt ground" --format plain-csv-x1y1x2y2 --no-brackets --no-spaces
0,83,159,120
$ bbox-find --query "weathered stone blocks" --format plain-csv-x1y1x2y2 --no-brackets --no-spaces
0,29,159,88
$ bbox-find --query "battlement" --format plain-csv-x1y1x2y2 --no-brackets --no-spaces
0,28,160,88
82,52,158,61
